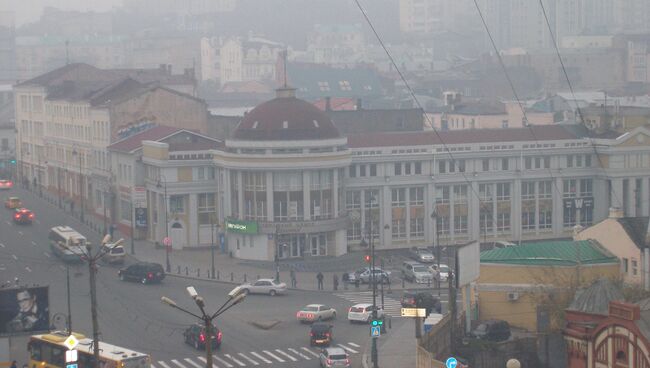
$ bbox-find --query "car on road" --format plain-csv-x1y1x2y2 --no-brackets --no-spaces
296,304,337,323
13,208,34,224
318,347,350,368
409,247,435,263
470,319,511,342
48,226,87,263
4,196,21,209
100,243,126,264
428,264,450,282
400,291,442,315
118,262,165,284
309,322,333,346
0,179,13,190
345,267,390,284
347,303,384,323
401,261,433,284
240,278,287,296
183,323,222,350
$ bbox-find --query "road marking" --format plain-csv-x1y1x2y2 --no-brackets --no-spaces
301,347,320,358
212,356,232,368
197,356,220,368
183,358,203,368
262,350,284,363
151,364,156,368
11,254,17,260
31,241,37,246
0,243,4,248
249,352,271,364
223,354,244,367
288,348,310,360
43,251,51,258
237,353,258,366
348,342,361,348
157,362,172,368
170,360,187,368
18,231,23,236
337,344,359,354
274,349,297,362
25,267,32,273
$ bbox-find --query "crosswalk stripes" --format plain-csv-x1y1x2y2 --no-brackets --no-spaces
154,342,361,367
333,291,404,317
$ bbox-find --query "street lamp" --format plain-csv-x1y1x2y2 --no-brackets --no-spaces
162,286,246,368
157,174,171,272
210,213,218,279
431,210,441,296
359,194,379,368
72,147,84,222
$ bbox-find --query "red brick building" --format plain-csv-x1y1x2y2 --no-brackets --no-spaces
564,279,650,368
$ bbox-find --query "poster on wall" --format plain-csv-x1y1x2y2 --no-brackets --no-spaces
135,208,148,228
0,286,50,336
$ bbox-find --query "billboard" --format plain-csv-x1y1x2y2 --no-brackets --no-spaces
457,241,480,287
225,219,258,234
0,286,49,336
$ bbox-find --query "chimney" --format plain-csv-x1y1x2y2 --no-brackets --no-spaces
609,207,624,219
325,96,331,111
356,98,362,111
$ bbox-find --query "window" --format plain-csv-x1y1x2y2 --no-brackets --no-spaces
623,258,629,273
120,199,132,221
457,160,466,173
544,157,551,169
585,155,592,167
501,120,509,128
349,165,356,178
392,219,406,239
580,179,593,197
539,181,552,199
409,187,424,206
522,182,535,200
563,179,577,198
632,260,638,276
391,188,406,207
360,165,366,177
438,161,446,174
454,215,468,234
479,184,493,201
539,208,552,229
169,195,184,213
496,183,510,201
497,212,510,232
369,164,377,176
405,162,411,175
410,218,424,238
567,155,574,168
501,158,509,170
576,155,583,167
482,159,490,171
454,185,468,204
198,193,216,225
414,162,422,174
525,157,532,170
436,186,450,204
395,163,402,175
347,222,361,241
346,191,361,209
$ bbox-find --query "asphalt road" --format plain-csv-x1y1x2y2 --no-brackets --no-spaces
0,187,412,368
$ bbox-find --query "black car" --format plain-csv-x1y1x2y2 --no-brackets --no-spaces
310,322,333,346
183,323,222,350
118,262,165,284
401,291,442,315
471,319,511,342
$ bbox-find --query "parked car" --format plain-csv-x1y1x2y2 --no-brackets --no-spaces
118,262,165,284
347,303,384,323
409,247,435,263
401,291,442,315
13,208,34,224
240,278,287,296
183,323,222,350
318,347,350,368
470,319,511,342
310,322,333,346
428,264,450,282
0,179,13,190
296,304,337,323
401,261,433,284
4,196,21,209
101,243,126,264
345,268,390,284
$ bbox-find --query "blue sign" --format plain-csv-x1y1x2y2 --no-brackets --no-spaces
370,326,381,337
219,233,225,252
446,357,458,368
67,364,78,368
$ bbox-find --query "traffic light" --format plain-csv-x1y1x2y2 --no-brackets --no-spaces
364,254,371,263
9,159,16,164
371,319,383,327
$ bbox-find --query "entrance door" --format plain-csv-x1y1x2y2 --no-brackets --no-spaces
170,222,185,249
310,234,327,256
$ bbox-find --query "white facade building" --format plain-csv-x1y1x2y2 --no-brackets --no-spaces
219,36,284,86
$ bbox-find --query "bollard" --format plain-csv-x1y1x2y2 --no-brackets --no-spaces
185,266,189,276
217,270,220,280
244,274,247,282
230,272,234,281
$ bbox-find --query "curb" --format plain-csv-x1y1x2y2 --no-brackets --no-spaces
362,353,369,368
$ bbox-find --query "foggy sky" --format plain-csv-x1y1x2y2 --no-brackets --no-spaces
2,0,123,26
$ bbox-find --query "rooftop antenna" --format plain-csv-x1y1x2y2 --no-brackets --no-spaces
65,40,70,65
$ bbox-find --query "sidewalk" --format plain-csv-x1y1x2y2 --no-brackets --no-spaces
32,186,441,292
363,319,418,368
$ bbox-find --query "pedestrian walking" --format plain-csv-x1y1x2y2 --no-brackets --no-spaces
290,268,297,288
333,274,339,291
342,272,349,290
10,360,17,368
316,272,324,290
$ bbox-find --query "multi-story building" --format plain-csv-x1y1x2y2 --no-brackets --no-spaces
219,36,284,86
14,63,209,222
399,0,474,35
306,24,365,65
104,87,650,261
0,85,14,177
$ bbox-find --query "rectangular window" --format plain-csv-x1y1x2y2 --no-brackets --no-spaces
535,157,541,169
539,209,552,229
439,161,446,174
169,195,184,213
391,188,406,207
409,187,424,206
623,258,629,273
405,162,412,175
479,183,493,201
544,157,551,169
497,212,510,232
522,210,535,231
347,222,361,241
360,165,366,177
580,179,593,197
369,164,377,176
346,191,361,209
497,183,510,201
585,155,592,167
525,157,532,170
395,163,402,175
633,260,638,276
482,159,490,171
522,182,535,200
501,158,509,170
197,193,217,225
349,165,356,178
576,155,583,167
392,219,407,239
567,155,574,168
453,185,468,204
197,167,205,180
457,160,466,173
454,215,468,234
436,186,450,204
414,162,422,174
538,181,552,199
409,217,424,238
563,179,577,198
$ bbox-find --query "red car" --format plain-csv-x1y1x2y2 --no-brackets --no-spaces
0,180,13,190
13,208,34,224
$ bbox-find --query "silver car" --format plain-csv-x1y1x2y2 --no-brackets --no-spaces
240,278,287,296
319,347,350,368
410,247,435,263
296,304,337,323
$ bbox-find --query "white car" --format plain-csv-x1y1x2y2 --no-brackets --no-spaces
319,347,350,368
410,247,435,263
428,264,450,282
296,304,337,323
240,278,287,296
347,303,384,323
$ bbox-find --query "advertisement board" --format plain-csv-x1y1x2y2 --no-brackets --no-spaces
134,208,148,228
0,286,49,336
225,219,258,234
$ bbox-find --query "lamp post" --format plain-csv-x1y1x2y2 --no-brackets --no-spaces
274,227,282,283
57,166,62,208
210,213,218,279
157,174,171,272
72,147,84,222
359,194,379,368
162,286,246,368
431,210,441,296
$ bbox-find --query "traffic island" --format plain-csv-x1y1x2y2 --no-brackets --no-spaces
249,320,282,330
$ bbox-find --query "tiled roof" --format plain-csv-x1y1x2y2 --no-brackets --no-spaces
567,278,623,315
287,62,383,99
616,217,650,249
480,240,618,266
108,125,182,153
348,124,579,148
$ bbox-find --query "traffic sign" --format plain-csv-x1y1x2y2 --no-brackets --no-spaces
163,237,172,246
370,326,381,337
63,335,79,350
446,357,458,368
401,307,427,317
65,350,78,363
66,364,78,368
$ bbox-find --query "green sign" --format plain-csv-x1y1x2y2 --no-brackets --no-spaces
225,219,258,234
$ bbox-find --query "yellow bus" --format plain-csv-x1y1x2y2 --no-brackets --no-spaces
28,331,151,368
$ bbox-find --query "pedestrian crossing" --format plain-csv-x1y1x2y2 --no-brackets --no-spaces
151,342,361,368
333,291,404,317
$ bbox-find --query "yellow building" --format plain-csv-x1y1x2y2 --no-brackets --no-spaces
478,240,620,332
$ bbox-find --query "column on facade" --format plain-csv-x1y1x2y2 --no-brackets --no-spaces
237,171,243,217
332,169,339,219
266,172,274,221
302,171,311,220
552,176,564,235
592,178,610,221
610,178,624,211
189,194,198,246
469,181,480,242
512,178,522,242
642,177,650,217
426,182,436,245
382,184,391,248
223,169,231,216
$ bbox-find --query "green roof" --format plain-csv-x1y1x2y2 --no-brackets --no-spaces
480,240,618,266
